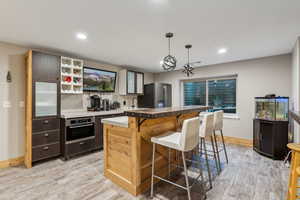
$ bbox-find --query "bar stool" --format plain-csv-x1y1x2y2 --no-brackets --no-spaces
287,143,300,200
150,117,204,200
199,113,218,189
212,110,228,172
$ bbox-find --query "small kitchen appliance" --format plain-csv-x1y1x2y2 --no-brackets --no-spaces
88,95,101,111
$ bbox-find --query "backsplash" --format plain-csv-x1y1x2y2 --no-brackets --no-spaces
61,93,138,111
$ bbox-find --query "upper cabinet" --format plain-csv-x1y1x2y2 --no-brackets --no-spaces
32,51,60,82
31,51,61,118
61,57,83,94
35,82,58,117
119,69,144,95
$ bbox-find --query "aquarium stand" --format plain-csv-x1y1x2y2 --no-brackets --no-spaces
253,119,288,160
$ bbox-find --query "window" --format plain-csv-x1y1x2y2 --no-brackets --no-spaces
183,77,237,114
184,81,206,106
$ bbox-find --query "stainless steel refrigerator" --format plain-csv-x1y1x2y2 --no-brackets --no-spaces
138,83,172,108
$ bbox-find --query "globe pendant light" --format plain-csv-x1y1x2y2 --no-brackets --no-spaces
161,32,177,71
182,44,194,77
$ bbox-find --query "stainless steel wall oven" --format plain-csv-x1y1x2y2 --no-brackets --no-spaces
66,117,95,141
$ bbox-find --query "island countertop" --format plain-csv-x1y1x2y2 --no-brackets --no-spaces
124,106,212,118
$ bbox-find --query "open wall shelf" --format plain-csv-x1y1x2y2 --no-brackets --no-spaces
61,57,83,94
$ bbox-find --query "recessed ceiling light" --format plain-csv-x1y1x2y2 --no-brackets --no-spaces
76,33,87,40
218,48,227,54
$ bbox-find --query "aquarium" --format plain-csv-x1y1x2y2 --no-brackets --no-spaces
255,97,289,121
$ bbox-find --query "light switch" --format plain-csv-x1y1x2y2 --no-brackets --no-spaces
3,101,11,108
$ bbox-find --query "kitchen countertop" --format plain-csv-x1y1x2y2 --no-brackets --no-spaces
124,106,211,119
61,106,211,119
61,110,124,119
101,116,129,128
61,108,147,119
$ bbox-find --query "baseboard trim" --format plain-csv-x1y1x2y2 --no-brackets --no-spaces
216,135,253,147
0,156,24,169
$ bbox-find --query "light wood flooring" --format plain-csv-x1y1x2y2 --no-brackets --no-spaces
0,144,289,200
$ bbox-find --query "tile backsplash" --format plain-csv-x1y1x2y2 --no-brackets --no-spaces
61,93,138,111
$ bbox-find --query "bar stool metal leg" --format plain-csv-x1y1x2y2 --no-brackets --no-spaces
168,148,171,177
213,131,222,172
182,152,191,200
210,135,221,174
202,137,212,189
151,143,156,198
200,138,203,157
220,129,228,164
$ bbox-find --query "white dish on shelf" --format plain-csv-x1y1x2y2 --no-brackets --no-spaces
61,82,72,85
72,66,82,70
61,64,72,68
61,73,72,76
72,74,82,78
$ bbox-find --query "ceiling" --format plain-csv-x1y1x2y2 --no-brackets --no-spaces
1,0,300,72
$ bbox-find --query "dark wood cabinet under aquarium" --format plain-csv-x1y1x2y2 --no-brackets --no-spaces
253,96,289,160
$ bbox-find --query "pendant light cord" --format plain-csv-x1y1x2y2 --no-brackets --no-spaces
168,38,171,55
187,48,190,65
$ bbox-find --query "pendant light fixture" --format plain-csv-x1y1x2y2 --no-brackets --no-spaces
182,44,194,77
161,32,177,71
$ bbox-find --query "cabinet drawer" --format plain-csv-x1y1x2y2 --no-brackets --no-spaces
32,118,60,133
32,143,60,162
32,130,60,147
66,138,95,156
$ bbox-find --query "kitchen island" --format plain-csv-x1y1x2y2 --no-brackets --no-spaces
102,106,211,196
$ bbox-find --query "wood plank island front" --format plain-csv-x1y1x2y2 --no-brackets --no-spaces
102,106,211,196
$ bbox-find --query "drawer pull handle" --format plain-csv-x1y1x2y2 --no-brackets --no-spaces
44,133,49,137
44,120,49,124
80,142,85,145
43,146,49,150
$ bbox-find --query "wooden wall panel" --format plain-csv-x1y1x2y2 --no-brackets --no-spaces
24,50,32,168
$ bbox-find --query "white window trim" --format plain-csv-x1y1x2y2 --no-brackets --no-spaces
181,75,239,119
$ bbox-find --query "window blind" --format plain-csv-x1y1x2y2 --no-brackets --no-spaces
183,77,237,113
183,81,206,106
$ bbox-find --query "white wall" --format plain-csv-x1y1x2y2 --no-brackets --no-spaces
155,54,292,140
291,37,300,142
0,42,28,161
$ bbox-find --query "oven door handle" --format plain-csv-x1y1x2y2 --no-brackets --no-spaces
68,123,94,129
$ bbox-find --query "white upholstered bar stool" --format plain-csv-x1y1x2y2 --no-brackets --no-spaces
150,117,204,200
213,110,228,167
199,113,218,189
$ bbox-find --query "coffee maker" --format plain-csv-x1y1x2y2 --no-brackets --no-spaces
88,95,101,111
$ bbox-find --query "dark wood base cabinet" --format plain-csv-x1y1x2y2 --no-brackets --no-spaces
61,113,123,160
253,119,288,160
